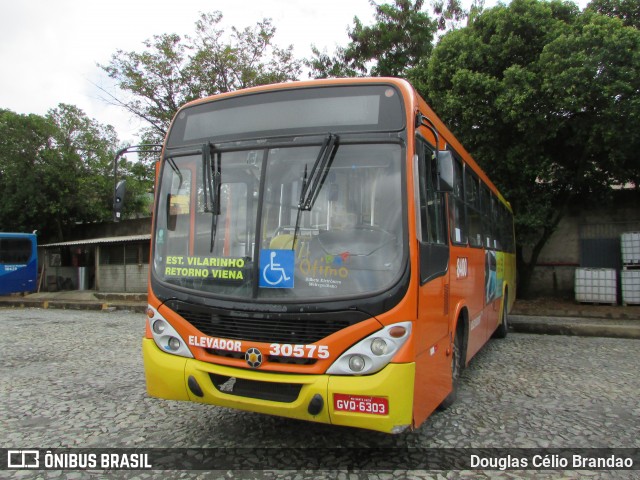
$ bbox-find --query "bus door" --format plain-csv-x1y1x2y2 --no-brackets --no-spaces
413,138,451,423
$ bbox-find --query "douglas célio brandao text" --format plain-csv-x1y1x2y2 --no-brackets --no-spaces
470,453,634,470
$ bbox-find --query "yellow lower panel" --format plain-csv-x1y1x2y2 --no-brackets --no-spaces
143,338,415,433
184,355,333,426
328,363,415,433
142,338,189,401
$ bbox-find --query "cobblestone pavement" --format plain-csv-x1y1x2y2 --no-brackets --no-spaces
1,308,638,479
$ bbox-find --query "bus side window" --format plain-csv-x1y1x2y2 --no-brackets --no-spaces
449,156,467,245
491,195,502,250
480,184,492,249
465,169,482,248
417,140,447,246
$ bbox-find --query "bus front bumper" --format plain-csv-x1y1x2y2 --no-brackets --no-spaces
142,338,415,434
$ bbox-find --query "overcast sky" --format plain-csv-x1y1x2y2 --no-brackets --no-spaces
0,0,589,144
0,0,376,143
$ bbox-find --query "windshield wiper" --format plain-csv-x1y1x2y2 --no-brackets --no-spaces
164,145,211,188
166,157,183,188
291,134,339,249
202,144,222,252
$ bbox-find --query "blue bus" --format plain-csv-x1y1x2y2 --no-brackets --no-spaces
0,233,38,295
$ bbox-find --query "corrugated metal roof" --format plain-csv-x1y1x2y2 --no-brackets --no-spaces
41,234,151,248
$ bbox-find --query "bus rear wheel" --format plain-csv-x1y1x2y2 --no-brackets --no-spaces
493,292,508,339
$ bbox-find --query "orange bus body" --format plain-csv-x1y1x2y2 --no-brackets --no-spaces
142,78,516,433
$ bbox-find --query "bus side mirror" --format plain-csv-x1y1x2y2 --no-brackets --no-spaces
166,194,177,231
113,180,126,222
436,151,454,193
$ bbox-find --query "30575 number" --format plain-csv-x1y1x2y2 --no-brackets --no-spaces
269,343,329,359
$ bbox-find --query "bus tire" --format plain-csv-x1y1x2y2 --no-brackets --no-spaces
438,326,462,410
493,292,508,339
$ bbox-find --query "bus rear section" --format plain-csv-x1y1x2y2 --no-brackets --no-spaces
0,233,38,295
140,78,514,433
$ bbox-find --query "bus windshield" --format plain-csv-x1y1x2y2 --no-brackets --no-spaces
153,140,405,301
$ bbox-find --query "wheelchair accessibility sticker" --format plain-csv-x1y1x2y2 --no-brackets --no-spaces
259,249,295,288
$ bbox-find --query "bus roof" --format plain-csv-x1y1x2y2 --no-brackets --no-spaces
0,232,37,239
179,77,415,110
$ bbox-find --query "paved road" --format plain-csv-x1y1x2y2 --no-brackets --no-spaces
1,308,638,479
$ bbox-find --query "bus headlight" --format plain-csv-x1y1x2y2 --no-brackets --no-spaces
327,321,411,376
168,337,181,351
370,338,388,356
348,355,366,372
147,305,193,358
152,320,166,335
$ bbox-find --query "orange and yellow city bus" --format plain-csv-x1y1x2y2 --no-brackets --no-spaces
140,78,516,434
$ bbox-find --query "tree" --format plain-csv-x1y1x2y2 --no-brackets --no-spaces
306,46,359,79
307,0,438,79
424,0,640,296
587,0,640,28
0,106,146,242
100,12,301,144
0,110,58,238
346,0,437,76
432,0,470,31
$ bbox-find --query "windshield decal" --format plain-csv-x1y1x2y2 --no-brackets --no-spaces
299,252,351,290
299,254,350,277
164,255,246,281
259,250,295,288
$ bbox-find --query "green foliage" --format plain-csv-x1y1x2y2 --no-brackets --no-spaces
587,0,640,28
0,109,58,238
306,46,360,79
307,0,438,79
424,0,640,294
0,106,147,242
432,0,468,31
346,0,437,76
100,12,301,144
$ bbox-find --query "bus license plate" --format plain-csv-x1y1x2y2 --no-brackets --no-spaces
334,394,388,415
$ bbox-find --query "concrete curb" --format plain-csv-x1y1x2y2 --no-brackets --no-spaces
0,298,147,313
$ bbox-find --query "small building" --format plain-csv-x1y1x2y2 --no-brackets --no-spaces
527,190,640,300
38,218,152,293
